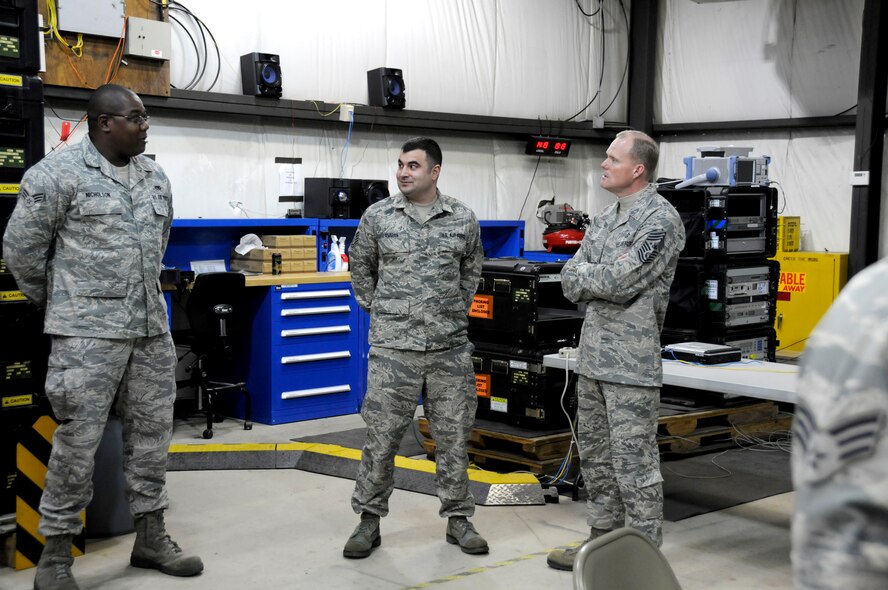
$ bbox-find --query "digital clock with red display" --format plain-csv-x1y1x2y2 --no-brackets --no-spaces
525,135,572,157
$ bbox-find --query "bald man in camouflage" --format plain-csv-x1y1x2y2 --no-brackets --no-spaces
547,130,685,571
343,136,487,559
792,257,888,588
3,84,202,589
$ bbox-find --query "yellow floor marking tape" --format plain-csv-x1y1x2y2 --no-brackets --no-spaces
168,441,537,484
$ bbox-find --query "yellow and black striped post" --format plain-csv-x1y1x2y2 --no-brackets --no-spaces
15,415,85,570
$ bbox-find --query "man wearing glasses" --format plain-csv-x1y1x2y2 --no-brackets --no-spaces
3,84,203,589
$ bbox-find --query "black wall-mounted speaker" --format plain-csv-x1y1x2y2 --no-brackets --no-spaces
349,179,389,218
240,52,282,98
304,178,352,219
367,67,405,109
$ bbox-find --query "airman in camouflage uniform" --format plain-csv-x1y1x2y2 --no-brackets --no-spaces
344,137,487,559
792,257,888,589
548,130,685,571
3,85,202,589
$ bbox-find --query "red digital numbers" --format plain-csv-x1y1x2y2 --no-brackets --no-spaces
526,136,570,157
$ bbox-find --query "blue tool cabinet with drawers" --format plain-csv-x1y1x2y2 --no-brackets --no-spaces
245,281,362,424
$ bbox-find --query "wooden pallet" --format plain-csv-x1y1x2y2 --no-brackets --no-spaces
418,401,792,473
419,436,577,476
657,416,792,454
418,418,573,461
657,401,778,437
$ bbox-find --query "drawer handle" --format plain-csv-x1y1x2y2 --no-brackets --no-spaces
281,351,351,364
281,384,351,400
281,325,351,338
281,305,351,316
281,289,351,300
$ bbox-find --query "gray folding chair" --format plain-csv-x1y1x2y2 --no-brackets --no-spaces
573,527,682,590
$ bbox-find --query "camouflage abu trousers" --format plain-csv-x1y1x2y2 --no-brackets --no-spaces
38,333,177,536
577,375,663,546
352,342,477,519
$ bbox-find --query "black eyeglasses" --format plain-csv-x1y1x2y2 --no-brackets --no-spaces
103,111,150,124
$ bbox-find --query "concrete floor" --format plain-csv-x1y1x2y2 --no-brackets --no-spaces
0,411,794,589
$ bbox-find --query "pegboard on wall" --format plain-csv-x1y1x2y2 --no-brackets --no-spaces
38,0,170,96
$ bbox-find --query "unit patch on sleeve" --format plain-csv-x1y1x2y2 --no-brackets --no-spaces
636,230,665,264
793,403,884,484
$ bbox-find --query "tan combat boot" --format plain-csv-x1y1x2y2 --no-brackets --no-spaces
33,534,79,590
130,510,203,576
343,512,381,558
446,516,489,554
546,527,611,571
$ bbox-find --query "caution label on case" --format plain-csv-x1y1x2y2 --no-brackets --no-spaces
475,374,490,398
490,396,508,413
469,294,493,319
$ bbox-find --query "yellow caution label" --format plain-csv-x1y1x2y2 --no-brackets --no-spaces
1,290,27,301
0,183,19,193
0,73,23,87
2,394,33,408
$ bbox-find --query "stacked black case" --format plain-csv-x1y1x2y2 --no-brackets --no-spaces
659,186,779,361
467,259,582,429
0,0,46,517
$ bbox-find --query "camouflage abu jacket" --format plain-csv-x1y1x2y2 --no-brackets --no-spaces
561,183,685,387
349,190,482,351
792,257,888,588
2,135,173,338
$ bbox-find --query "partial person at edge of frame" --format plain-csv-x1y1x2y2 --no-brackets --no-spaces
792,256,888,589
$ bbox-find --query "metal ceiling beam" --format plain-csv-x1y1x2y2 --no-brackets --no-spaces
848,0,888,279
43,86,619,142
653,115,857,136
627,0,658,135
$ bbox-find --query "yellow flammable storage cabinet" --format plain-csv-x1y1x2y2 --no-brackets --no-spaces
772,251,848,354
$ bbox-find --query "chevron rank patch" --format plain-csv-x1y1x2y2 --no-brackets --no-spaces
793,403,884,484
636,230,665,264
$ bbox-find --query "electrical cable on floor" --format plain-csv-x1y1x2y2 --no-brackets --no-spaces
537,357,580,486
661,419,793,480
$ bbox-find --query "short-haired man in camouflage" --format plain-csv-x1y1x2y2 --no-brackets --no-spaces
3,84,202,589
343,137,487,559
792,257,888,588
547,130,685,571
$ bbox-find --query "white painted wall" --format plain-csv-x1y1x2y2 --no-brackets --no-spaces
42,0,885,254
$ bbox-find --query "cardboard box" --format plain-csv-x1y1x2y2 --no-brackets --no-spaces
258,234,293,247
291,235,316,247
229,259,296,274
289,247,317,260
291,259,317,272
230,248,287,262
